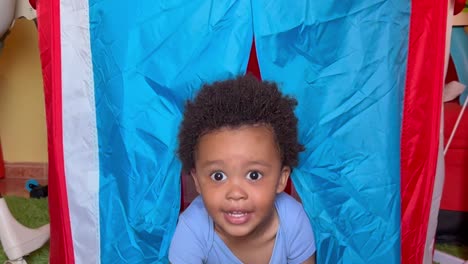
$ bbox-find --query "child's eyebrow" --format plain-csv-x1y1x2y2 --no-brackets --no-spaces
199,160,224,168
245,161,273,168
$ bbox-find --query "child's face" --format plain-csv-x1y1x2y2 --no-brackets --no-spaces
191,125,290,240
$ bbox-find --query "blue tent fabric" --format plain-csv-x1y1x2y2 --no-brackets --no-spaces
252,1,409,263
451,27,468,104
89,0,252,262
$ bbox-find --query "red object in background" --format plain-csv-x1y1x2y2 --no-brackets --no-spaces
442,101,468,212
246,40,292,195
446,56,459,84
29,0,36,9
454,0,465,15
0,141,5,179
247,40,261,79
439,55,468,212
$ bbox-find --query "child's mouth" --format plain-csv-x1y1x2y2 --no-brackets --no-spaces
224,211,251,225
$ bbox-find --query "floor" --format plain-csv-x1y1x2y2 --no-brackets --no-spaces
0,177,48,198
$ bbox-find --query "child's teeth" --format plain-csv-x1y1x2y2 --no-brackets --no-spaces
229,212,246,217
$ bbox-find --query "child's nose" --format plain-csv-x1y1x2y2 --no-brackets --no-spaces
226,181,248,200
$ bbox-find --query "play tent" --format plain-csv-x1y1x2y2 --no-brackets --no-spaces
35,0,455,263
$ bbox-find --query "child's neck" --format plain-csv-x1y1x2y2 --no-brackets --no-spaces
216,208,279,264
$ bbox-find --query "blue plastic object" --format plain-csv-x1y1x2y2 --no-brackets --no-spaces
25,179,39,192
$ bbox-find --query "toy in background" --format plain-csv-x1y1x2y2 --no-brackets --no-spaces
0,191,49,264
454,0,468,15
0,0,15,51
25,179,48,199
453,0,468,26
0,0,37,52
450,27,468,105
0,194,49,263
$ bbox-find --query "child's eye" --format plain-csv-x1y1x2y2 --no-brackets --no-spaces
246,171,263,181
210,171,227,182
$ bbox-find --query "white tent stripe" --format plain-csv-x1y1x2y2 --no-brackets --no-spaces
60,0,100,263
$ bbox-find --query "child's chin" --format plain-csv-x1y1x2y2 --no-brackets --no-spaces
215,223,256,239
225,229,255,239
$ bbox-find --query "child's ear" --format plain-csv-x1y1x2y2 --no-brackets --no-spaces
276,166,291,193
190,169,201,194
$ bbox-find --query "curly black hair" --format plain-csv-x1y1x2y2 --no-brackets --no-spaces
177,74,304,173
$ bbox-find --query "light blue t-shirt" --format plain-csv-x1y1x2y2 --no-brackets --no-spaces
169,193,316,264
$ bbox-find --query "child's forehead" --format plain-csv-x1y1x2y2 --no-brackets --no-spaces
194,124,282,155
193,124,284,168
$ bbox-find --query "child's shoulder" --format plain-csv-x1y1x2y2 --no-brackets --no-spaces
275,192,305,216
176,195,214,245
275,192,316,261
170,196,214,262
180,195,211,224
275,192,312,233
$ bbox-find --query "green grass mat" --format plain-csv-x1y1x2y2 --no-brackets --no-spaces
436,243,468,260
0,196,49,264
